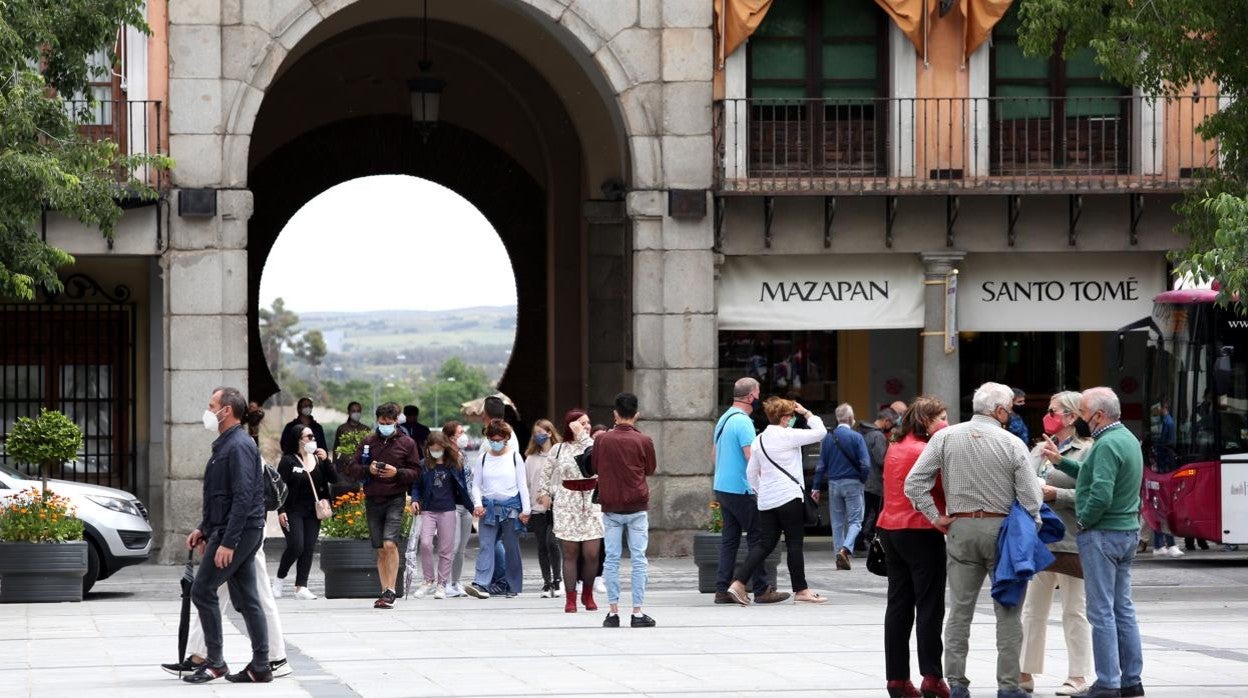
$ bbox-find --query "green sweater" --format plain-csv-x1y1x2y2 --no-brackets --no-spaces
1056,424,1143,531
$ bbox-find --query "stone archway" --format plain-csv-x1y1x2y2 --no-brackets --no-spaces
163,0,718,556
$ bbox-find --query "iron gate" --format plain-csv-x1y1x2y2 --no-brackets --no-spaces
0,273,138,493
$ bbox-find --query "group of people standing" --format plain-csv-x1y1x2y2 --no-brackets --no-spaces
713,378,1146,698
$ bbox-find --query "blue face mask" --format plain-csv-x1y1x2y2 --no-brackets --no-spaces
488,440,506,453
786,416,797,428
378,424,396,437
534,433,549,446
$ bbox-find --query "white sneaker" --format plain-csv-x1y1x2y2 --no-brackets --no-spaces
413,583,435,598
1153,547,1166,557
594,578,607,594
434,584,446,600
271,578,285,599
445,583,467,598
1166,545,1185,558
294,587,317,600
576,580,583,593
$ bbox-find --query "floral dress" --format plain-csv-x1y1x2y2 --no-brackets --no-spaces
538,434,603,542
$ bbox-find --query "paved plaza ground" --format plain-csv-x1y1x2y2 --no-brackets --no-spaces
2,544,1247,697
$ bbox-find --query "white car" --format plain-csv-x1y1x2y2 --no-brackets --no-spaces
0,464,153,593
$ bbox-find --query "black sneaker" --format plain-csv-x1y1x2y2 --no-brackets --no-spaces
269,658,292,678
375,588,396,609
603,613,620,628
551,579,561,593
182,663,228,684
465,583,491,599
630,613,657,628
486,582,508,596
161,657,201,676
225,663,274,683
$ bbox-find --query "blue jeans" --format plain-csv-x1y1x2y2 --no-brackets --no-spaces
1078,529,1143,690
603,511,649,608
828,479,865,554
473,514,523,594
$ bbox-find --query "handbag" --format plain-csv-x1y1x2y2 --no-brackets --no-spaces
758,438,821,527
262,461,288,512
866,534,888,577
1045,551,1083,579
305,468,332,520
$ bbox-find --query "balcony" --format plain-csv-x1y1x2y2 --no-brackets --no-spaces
65,99,166,192
715,95,1222,195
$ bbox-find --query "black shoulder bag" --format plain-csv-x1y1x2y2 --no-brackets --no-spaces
758,437,821,527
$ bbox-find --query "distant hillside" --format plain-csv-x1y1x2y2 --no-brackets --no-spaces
299,306,517,353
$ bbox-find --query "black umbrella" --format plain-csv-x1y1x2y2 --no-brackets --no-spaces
178,548,195,661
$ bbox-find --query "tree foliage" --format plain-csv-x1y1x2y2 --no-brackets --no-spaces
1016,0,1248,308
416,357,493,427
292,329,328,381
0,0,170,300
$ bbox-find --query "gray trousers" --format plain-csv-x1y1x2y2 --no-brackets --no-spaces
944,517,1024,692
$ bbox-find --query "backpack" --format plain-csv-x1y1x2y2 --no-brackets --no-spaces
262,459,288,511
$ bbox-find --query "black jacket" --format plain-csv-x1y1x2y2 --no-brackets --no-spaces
277,453,338,516
199,424,266,548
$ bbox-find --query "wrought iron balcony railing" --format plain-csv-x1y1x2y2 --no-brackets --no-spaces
715,95,1223,194
64,99,166,191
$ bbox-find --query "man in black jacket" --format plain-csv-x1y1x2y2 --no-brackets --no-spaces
184,386,270,684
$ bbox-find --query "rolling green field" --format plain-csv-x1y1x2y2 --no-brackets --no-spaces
301,306,517,352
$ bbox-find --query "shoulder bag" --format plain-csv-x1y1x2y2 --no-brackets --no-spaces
758,437,821,527
866,534,888,577
263,459,288,512
305,467,332,520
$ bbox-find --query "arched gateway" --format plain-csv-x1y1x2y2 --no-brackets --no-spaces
162,1,718,557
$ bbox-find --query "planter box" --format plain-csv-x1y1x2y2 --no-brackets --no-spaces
692,532,781,594
319,537,406,599
0,540,88,603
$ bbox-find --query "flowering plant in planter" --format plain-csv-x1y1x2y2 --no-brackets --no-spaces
0,488,84,543
706,500,723,533
320,490,413,539
335,428,370,461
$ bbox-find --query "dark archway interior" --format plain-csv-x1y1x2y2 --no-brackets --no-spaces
247,116,546,426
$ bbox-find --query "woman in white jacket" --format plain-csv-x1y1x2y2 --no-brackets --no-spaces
726,397,827,605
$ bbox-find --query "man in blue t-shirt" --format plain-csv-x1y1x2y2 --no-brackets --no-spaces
711,377,790,605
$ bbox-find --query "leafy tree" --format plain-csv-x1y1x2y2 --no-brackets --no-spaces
292,329,327,382
0,0,170,300
259,298,300,394
417,357,493,427
1016,0,1248,309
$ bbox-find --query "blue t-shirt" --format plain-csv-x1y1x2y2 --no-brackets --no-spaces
713,407,757,494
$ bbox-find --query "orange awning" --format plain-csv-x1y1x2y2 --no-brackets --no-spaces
714,0,774,70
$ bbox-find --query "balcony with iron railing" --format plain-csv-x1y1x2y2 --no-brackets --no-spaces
715,95,1223,195
64,99,166,192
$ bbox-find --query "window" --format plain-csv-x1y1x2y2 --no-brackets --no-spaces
718,330,840,421
747,0,888,176
990,5,1130,174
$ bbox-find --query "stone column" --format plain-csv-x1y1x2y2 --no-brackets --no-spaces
920,251,965,421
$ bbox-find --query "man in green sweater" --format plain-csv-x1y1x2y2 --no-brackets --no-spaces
1041,387,1144,698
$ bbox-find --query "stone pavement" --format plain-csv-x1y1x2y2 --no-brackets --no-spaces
2,545,1247,697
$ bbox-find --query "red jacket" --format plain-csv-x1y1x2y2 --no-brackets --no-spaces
593,424,657,513
876,433,946,531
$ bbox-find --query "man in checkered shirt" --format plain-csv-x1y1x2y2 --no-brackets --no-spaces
905,382,1043,698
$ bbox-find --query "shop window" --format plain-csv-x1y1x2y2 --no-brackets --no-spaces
958,331,1078,430
990,5,1130,174
718,330,839,426
747,0,888,176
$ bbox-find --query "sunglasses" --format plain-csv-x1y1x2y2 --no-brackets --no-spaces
1046,408,1065,416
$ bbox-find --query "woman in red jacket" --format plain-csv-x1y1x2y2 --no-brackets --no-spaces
877,396,950,698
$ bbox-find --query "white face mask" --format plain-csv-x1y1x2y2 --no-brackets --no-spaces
202,407,224,431
349,412,361,422
398,413,407,425
303,441,317,455
299,406,313,417
429,449,444,460
456,434,470,449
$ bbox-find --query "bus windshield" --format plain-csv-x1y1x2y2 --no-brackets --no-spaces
1146,301,1248,466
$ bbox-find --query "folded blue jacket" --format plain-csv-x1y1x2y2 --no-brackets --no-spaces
991,501,1066,608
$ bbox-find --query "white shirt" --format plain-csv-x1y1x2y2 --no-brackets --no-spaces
746,414,827,511
471,448,531,515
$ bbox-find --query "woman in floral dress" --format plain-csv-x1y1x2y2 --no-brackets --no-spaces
537,408,603,613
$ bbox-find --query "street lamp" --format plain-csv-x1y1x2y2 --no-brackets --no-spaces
407,0,444,142
432,376,455,426
372,382,396,421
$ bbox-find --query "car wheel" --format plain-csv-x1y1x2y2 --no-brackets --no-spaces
83,539,102,595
